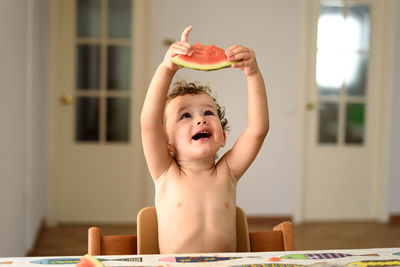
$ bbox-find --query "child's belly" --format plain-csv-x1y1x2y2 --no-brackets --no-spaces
156,203,237,254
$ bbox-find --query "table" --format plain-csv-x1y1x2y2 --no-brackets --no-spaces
1,248,399,266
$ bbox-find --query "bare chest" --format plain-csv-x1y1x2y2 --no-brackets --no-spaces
155,173,236,210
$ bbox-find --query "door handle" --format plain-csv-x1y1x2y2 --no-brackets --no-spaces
306,102,315,110
60,94,72,105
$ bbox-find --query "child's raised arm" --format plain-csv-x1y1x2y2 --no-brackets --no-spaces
220,46,269,179
141,26,193,180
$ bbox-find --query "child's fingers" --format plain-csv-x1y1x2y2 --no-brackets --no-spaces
180,25,193,42
171,42,193,56
172,42,191,51
225,45,246,56
227,50,251,62
226,45,253,61
226,45,259,74
226,44,241,54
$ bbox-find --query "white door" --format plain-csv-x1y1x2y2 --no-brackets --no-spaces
46,0,149,223
301,0,389,221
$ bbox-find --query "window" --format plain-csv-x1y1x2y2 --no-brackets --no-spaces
75,0,132,142
316,1,370,145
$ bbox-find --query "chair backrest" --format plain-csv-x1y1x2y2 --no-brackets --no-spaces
136,206,159,254
136,206,251,254
88,206,294,255
236,206,251,252
249,221,294,251
88,227,137,255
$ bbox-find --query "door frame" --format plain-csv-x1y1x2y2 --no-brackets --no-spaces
44,0,151,225
294,0,398,223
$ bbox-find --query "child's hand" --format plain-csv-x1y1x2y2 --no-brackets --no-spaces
225,45,260,77
162,25,194,71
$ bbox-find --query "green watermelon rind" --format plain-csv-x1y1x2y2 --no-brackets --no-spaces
171,56,235,71
82,254,104,267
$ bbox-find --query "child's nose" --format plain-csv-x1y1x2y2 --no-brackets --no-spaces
197,118,207,125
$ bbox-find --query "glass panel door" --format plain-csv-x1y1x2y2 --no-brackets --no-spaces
302,0,387,222
75,0,132,142
316,1,370,145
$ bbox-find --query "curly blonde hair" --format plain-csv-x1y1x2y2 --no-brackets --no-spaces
167,81,229,132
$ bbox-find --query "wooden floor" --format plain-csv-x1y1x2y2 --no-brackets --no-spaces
28,221,400,256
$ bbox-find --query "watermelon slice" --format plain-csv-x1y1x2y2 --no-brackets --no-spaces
76,254,104,267
171,43,234,71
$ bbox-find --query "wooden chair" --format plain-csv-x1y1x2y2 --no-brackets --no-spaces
88,227,137,255
249,221,294,252
88,206,294,255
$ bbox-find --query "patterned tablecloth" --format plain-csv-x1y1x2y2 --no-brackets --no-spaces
1,247,400,266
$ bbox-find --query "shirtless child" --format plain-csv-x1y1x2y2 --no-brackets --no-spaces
141,26,269,254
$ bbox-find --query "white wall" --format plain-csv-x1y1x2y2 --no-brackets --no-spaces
0,0,46,256
26,0,47,251
389,1,400,214
147,0,301,215
147,0,400,217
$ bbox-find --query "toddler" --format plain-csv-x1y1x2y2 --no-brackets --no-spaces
141,25,269,254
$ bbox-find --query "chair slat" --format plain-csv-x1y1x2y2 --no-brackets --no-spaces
102,235,137,255
249,231,284,252
273,221,295,251
88,227,101,255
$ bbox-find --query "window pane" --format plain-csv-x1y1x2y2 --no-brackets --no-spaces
318,102,339,143
345,52,368,96
76,45,100,90
107,46,131,90
346,4,370,51
345,103,364,144
108,0,131,39
76,97,99,141
318,2,344,51
77,0,101,38
317,51,344,96
106,98,130,142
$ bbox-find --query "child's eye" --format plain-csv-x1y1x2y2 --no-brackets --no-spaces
180,113,191,120
204,110,215,116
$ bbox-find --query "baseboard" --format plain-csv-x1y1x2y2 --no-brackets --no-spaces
57,223,137,227
247,216,292,226
26,220,46,256
247,215,400,225
389,214,400,224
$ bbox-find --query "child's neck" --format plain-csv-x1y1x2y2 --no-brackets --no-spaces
176,155,216,175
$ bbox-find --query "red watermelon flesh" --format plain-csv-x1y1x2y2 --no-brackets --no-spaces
171,43,234,71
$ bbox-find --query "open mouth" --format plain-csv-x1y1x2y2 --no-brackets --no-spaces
192,131,211,140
